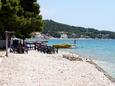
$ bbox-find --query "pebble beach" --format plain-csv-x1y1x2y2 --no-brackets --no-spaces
0,50,114,86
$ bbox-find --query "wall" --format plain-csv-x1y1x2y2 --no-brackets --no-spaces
0,40,6,49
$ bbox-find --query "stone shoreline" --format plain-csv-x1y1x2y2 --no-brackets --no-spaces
87,60,115,82
62,51,115,84
0,50,114,86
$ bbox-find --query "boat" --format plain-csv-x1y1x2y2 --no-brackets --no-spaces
53,44,71,48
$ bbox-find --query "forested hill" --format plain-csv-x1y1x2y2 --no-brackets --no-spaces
43,20,115,39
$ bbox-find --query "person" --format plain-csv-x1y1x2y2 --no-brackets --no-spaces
74,40,76,44
17,42,24,53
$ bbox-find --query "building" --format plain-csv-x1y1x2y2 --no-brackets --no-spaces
26,32,48,43
60,32,68,39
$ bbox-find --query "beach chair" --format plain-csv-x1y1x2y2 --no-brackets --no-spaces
10,40,19,53
23,44,28,53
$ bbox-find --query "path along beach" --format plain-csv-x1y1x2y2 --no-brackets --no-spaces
0,50,115,86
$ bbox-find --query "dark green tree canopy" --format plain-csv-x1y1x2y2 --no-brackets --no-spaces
0,0,43,39
43,20,115,39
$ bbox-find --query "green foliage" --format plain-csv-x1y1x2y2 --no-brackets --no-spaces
0,0,43,39
43,20,115,39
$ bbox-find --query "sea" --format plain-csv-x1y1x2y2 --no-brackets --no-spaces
47,39,115,78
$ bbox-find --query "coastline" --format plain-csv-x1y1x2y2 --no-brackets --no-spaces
60,50,115,83
87,60,115,82
49,38,115,40
0,50,114,86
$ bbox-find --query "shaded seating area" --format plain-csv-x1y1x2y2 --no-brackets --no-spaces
25,41,58,54
10,40,18,53
35,43,58,54
10,39,58,54
25,42,35,50
10,40,28,54
17,43,28,54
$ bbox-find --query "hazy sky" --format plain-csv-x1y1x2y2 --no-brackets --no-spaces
38,0,115,32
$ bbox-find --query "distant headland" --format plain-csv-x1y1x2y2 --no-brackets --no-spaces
42,20,115,39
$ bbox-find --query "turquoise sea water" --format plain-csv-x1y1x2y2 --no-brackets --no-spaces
48,39,115,78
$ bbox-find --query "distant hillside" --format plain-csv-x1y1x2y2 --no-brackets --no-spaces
42,20,115,39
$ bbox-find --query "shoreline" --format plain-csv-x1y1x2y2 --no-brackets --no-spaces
87,60,115,82
49,38,115,40
61,50,115,83
0,50,115,86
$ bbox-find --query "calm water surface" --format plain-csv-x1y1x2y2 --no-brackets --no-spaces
48,39,115,78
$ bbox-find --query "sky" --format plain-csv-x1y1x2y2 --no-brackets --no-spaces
38,0,115,32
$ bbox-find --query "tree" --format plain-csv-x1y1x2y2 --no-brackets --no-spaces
0,0,21,39
16,0,43,38
0,0,43,39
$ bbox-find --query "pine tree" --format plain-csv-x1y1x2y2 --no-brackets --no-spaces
0,0,43,39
